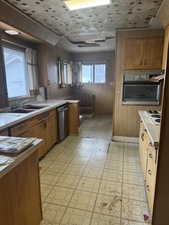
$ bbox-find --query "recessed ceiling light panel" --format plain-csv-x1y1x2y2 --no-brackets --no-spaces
5,30,19,35
64,0,111,11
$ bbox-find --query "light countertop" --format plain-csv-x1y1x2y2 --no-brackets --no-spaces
0,138,43,179
138,111,160,148
0,99,79,131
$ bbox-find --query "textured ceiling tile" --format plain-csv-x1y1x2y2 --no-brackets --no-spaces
4,0,163,52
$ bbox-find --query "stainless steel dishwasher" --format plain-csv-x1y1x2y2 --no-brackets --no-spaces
57,104,69,141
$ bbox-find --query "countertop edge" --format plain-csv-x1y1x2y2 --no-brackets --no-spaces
138,111,159,148
0,139,43,179
0,100,80,131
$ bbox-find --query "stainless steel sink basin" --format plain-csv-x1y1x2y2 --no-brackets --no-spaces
23,104,47,110
10,108,36,114
8,104,48,114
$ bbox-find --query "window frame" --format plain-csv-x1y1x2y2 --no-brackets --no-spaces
81,64,94,83
81,63,106,84
2,43,30,100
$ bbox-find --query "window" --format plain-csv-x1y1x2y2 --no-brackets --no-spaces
94,64,106,83
63,63,68,84
3,46,29,98
81,64,106,84
82,64,93,83
62,62,73,86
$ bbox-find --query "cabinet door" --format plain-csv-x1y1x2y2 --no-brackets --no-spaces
0,129,9,136
47,112,58,150
68,103,80,136
33,121,48,158
139,122,149,178
124,39,144,70
0,150,42,225
143,38,163,69
146,145,157,212
15,122,47,158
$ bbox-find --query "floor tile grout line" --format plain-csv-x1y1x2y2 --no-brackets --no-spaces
88,140,113,225
40,135,148,225
60,136,111,224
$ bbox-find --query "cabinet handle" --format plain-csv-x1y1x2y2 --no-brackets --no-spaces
148,169,152,175
146,185,150,192
149,142,153,147
37,112,49,121
149,153,153,159
43,122,47,129
141,133,144,141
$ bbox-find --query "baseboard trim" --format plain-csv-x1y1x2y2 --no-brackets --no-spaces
112,136,139,144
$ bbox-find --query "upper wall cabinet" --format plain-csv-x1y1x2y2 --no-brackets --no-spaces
38,44,58,87
124,37,163,70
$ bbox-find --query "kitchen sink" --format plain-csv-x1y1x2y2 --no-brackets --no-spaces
23,104,47,110
10,109,36,113
9,104,48,114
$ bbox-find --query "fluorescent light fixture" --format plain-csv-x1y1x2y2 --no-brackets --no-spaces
5,30,19,35
64,0,111,10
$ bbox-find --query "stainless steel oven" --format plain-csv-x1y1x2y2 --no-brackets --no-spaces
122,71,162,105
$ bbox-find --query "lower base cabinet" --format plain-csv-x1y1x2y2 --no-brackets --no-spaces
68,103,80,135
10,109,58,158
145,144,157,211
0,150,42,225
47,110,58,150
139,120,158,213
0,129,9,136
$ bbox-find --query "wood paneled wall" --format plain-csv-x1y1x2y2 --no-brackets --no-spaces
38,44,73,100
113,30,163,137
162,26,169,70
72,51,115,114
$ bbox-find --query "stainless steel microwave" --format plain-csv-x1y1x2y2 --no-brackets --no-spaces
122,71,163,105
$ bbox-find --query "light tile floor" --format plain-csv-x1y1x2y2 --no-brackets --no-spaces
40,116,150,225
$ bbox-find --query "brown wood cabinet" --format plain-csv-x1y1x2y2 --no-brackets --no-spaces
113,30,163,138
139,121,149,178
139,121,158,212
0,149,42,225
124,37,163,70
10,109,58,158
0,129,9,136
68,103,80,136
38,44,58,87
146,144,157,211
47,110,58,150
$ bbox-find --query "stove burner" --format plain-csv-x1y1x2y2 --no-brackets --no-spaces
151,115,160,118
155,119,161,123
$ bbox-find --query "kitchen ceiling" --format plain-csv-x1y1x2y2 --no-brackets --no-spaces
3,0,163,52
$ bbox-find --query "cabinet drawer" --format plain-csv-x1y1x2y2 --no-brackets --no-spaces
10,112,50,136
0,129,9,136
10,120,30,136
139,123,150,178
48,109,56,118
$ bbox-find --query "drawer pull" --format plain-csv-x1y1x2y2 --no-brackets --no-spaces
141,133,144,141
37,112,49,121
43,122,47,129
148,170,152,175
146,185,150,192
149,153,153,159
